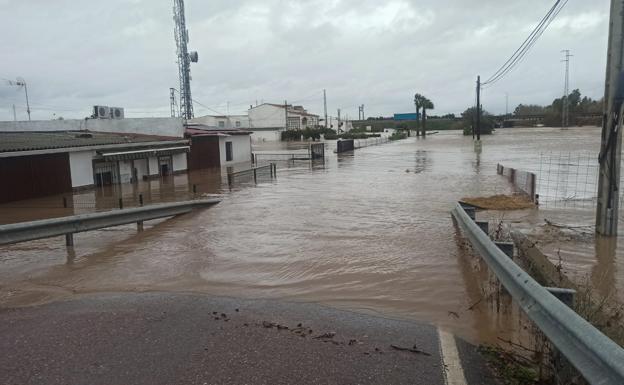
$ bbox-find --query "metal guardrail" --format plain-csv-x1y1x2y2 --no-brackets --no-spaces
0,199,220,245
451,203,624,385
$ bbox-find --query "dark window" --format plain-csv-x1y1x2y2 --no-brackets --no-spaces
225,141,233,162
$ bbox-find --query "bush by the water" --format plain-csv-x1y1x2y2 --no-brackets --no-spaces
282,127,336,141
461,107,495,136
389,132,407,141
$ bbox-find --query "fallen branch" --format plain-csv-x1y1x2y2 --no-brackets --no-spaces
390,344,431,356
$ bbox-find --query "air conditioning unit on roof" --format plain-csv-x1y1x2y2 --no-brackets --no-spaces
110,107,124,119
93,105,110,119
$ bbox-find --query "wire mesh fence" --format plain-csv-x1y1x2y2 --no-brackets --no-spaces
534,152,599,209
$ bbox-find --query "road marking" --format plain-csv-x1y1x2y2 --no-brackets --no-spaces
438,328,468,385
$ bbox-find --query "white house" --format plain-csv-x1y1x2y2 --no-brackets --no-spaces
189,114,250,130
248,103,320,142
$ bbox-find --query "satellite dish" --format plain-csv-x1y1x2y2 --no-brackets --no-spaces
189,51,198,63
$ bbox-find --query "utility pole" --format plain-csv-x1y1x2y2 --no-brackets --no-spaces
323,89,328,128
476,75,481,141
596,0,624,236
561,50,572,129
284,100,289,130
337,108,341,132
169,88,177,118
505,92,509,116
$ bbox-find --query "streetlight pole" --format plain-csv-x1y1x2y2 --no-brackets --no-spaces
16,80,31,121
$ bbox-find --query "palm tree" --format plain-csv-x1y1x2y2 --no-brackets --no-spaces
421,98,434,137
413,93,424,136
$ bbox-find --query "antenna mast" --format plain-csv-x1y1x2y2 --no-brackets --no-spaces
173,0,198,120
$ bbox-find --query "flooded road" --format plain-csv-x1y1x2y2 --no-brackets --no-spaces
0,126,617,344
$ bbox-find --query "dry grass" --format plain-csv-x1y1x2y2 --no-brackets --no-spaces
461,194,535,210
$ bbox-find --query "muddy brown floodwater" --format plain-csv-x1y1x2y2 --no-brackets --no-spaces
0,127,619,345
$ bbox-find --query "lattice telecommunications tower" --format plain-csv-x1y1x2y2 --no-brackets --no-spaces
173,0,198,120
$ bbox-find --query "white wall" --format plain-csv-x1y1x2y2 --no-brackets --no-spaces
172,152,187,171
135,158,149,180
118,160,133,183
219,135,251,165
249,104,285,129
148,156,159,176
250,130,281,143
0,117,184,138
69,150,95,187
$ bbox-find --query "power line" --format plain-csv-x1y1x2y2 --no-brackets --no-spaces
482,0,569,87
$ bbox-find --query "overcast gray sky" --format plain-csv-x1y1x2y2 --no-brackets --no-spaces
0,0,610,121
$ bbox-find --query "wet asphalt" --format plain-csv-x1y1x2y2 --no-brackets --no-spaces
0,292,498,385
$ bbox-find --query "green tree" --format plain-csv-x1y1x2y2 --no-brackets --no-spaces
421,98,434,136
461,107,494,136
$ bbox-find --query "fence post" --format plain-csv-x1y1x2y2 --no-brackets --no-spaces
193,184,197,194
227,172,233,187
65,233,74,246
118,198,123,209
139,194,143,206
510,168,516,184
530,173,536,202
253,168,257,184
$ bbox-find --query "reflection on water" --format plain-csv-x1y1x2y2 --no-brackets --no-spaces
0,127,620,345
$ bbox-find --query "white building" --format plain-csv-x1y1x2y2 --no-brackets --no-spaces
247,103,320,142
185,123,252,168
0,129,189,203
189,114,250,130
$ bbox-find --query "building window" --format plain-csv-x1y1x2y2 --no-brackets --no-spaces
287,117,300,130
235,121,241,128
218,121,225,128
225,141,233,162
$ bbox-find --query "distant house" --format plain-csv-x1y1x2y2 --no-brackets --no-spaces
189,114,250,130
248,103,320,142
185,123,252,169
0,130,189,203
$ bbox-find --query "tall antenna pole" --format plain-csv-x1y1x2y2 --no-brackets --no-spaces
169,88,177,118
173,0,198,120
361,104,365,120
323,89,328,128
561,50,572,129
596,0,624,236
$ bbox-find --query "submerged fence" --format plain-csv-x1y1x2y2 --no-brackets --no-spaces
227,163,276,188
497,164,537,202
498,152,607,209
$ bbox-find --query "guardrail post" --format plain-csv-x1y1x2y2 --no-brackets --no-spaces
495,242,514,258
546,287,576,308
476,221,489,235
65,233,74,246
137,221,144,232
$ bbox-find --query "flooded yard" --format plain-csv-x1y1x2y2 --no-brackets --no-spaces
1,126,619,344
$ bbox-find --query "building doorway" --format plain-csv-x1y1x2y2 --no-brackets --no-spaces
158,156,173,176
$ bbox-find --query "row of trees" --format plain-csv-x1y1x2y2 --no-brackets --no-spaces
413,93,434,136
513,89,603,127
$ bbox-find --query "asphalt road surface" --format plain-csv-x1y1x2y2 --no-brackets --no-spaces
0,293,498,385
